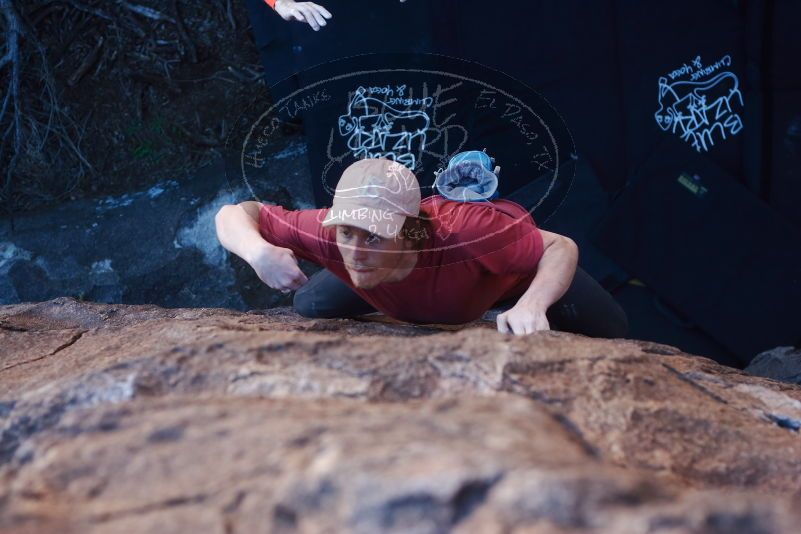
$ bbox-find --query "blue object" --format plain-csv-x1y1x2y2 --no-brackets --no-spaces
448,150,494,171
434,149,500,202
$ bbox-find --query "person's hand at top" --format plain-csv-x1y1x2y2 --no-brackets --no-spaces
272,0,332,31
267,0,408,31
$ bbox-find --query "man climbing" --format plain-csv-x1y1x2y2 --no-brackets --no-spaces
215,157,628,337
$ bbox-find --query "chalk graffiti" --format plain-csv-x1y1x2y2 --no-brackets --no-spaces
338,86,431,169
655,54,744,153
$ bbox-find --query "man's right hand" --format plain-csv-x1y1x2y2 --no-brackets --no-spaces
249,243,309,293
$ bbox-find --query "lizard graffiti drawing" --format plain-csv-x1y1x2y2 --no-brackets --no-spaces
655,67,744,152
338,86,430,169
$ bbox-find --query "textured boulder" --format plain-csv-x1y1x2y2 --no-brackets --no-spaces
746,346,801,386
1,297,801,533
0,147,316,311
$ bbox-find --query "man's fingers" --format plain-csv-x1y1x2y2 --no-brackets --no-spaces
290,8,304,22
496,314,510,334
523,324,533,335
280,277,306,293
514,318,530,335
506,316,518,334
311,3,332,18
309,6,328,28
510,318,529,336
299,6,320,29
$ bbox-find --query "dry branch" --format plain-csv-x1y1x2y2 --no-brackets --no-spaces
118,1,175,24
171,0,197,63
2,0,264,218
0,0,24,205
67,35,104,86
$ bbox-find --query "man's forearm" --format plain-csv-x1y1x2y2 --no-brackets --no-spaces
516,238,579,310
215,204,276,264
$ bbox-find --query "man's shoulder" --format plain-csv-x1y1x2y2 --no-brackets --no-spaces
418,197,536,263
258,203,338,259
260,203,330,226
421,195,530,217
421,196,533,235
419,198,544,274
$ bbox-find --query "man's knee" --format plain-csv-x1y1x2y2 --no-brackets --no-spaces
292,284,318,318
292,283,346,319
611,312,629,338
603,301,629,338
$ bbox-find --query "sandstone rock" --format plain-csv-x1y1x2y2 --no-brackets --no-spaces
1,297,801,533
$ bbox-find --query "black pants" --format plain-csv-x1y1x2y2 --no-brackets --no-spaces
293,265,629,338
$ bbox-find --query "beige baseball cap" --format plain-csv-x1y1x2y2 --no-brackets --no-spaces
321,158,422,239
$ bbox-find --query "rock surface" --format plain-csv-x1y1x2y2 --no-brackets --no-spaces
1,297,801,533
0,143,316,310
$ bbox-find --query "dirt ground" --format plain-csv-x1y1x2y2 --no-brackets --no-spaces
1,0,285,217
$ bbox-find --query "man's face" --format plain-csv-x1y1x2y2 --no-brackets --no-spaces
335,225,410,288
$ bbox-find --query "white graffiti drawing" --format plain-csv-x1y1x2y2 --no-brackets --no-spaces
655,57,744,153
338,86,430,169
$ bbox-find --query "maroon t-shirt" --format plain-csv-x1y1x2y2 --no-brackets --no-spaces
258,195,544,324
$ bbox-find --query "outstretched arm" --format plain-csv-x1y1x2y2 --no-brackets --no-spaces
496,230,579,335
215,201,273,265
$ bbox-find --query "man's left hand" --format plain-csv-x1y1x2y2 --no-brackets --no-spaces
496,304,550,335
